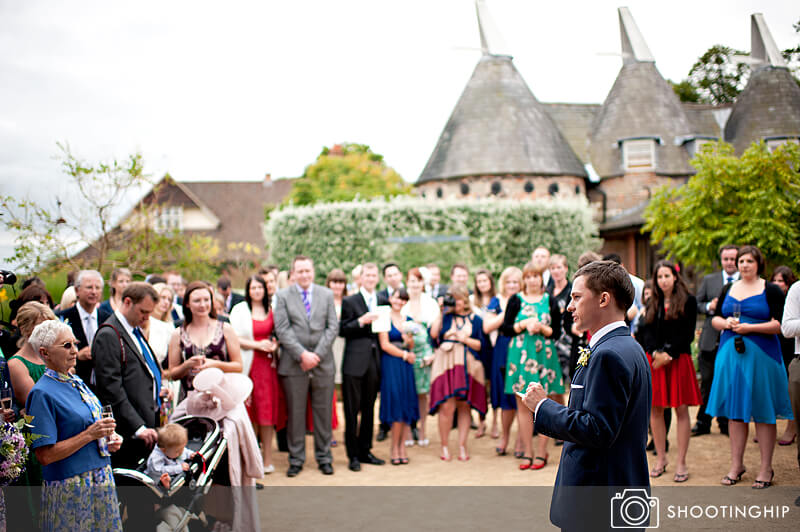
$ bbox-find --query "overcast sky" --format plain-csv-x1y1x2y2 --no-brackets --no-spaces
1,0,797,269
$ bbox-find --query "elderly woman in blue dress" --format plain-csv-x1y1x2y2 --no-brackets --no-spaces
25,320,124,531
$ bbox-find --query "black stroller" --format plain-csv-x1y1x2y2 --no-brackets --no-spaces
113,416,228,531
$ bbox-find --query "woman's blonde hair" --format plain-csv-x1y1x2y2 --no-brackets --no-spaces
497,267,522,298
16,302,57,345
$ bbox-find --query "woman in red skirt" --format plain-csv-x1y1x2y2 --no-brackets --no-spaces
640,260,702,482
231,275,285,474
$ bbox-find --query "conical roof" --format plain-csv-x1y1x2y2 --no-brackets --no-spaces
724,14,800,153
418,54,587,184
589,8,695,178
589,61,695,178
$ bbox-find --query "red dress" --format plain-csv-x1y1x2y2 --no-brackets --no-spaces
246,311,287,428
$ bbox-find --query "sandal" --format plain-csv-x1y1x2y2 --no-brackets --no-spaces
752,470,774,489
673,472,689,483
649,464,668,478
391,458,402,466
440,447,451,461
400,457,409,465
495,446,507,456
778,434,796,446
458,446,470,461
514,451,524,459
531,455,548,470
519,457,533,470
721,469,746,486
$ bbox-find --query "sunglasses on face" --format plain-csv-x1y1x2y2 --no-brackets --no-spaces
54,341,79,350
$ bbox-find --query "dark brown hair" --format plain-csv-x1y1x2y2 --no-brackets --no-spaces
771,265,797,289
182,281,218,324
244,275,269,312
121,282,158,306
737,245,765,275
473,268,496,301
573,260,634,313
325,269,347,287
646,260,690,323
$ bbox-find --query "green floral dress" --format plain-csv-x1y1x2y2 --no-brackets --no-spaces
504,293,565,395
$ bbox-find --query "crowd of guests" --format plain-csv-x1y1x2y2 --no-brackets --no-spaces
0,241,799,529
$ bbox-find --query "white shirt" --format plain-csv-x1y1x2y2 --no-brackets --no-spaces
589,320,628,349
535,319,628,418
781,282,800,355
706,271,740,312
76,302,98,346
360,287,377,311
113,310,158,436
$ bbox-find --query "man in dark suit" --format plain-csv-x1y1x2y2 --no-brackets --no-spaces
376,262,404,305
57,270,111,386
93,282,161,469
523,261,652,531
340,262,386,471
425,263,448,299
273,256,339,477
217,276,245,313
692,244,739,436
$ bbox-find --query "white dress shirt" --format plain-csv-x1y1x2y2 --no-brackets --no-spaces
76,302,98,346
360,287,377,312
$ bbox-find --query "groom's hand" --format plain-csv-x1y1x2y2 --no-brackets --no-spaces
522,382,547,412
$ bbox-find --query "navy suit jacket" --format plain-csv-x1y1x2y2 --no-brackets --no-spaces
534,325,651,530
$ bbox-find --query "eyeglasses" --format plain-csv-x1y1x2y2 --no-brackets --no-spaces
54,341,79,350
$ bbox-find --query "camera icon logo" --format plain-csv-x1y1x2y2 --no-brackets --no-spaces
611,489,659,528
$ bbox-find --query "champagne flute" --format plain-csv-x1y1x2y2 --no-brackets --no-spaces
0,387,12,411
732,303,741,321
102,405,114,420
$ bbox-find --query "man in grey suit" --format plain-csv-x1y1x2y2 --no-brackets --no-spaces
693,244,739,436
273,255,339,477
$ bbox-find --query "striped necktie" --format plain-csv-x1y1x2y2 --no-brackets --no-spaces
302,290,311,318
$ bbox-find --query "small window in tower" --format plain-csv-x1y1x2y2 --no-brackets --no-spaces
460,183,470,195
524,181,534,193
623,139,655,171
574,185,581,195
436,187,443,198
490,181,502,195
548,183,559,196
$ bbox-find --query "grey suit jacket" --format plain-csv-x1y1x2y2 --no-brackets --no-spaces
697,271,727,352
273,284,338,377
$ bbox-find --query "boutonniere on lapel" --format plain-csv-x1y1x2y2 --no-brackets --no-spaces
577,346,592,368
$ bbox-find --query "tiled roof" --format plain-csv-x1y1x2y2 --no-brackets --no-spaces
724,66,800,153
181,179,293,247
589,62,695,178
418,54,587,183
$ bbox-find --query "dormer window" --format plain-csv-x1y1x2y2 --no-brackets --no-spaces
622,139,656,172
677,136,718,158
766,137,799,152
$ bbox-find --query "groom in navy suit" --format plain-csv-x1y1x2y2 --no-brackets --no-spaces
523,261,652,531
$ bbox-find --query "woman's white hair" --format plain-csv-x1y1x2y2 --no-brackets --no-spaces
29,320,72,353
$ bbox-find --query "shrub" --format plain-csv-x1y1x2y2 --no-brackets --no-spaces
265,197,600,283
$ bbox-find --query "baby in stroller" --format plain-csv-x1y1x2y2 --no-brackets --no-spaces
146,423,195,488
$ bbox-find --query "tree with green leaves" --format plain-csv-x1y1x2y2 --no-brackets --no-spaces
285,143,410,206
644,141,800,272
2,145,222,279
671,45,749,104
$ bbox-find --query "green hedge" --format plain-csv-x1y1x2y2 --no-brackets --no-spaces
264,197,601,283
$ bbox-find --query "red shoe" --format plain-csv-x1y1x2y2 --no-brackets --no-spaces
458,447,470,461
519,457,533,470
531,455,548,470
440,447,451,461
